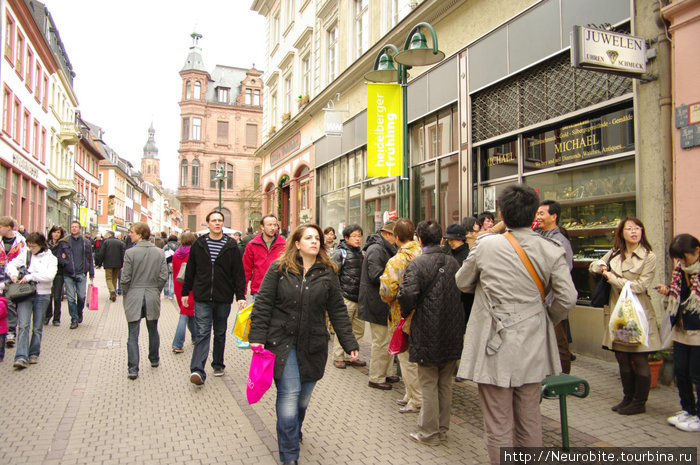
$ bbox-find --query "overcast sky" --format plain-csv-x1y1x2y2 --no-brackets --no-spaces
42,1,266,190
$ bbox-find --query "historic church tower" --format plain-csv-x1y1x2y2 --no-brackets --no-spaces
141,123,161,185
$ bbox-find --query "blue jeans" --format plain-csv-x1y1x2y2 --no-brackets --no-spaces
64,275,87,323
172,314,195,350
127,304,160,373
15,294,50,361
190,301,231,380
275,346,317,463
674,341,700,415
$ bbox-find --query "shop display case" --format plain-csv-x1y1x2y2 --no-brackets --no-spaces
526,158,636,305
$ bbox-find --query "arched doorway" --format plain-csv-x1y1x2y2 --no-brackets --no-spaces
220,207,232,228
279,175,290,231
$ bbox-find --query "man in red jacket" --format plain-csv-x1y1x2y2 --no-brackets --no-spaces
242,215,286,298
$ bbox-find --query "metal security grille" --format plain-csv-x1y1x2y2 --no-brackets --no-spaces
471,53,633,142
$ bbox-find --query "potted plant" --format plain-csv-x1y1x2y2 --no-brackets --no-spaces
267,126,277,137
297,94,309,109
648,350,672,388
281,112,291,124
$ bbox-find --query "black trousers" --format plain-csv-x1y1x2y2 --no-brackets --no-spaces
45,273,64,322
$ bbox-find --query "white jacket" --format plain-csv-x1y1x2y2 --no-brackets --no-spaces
7,249,57,295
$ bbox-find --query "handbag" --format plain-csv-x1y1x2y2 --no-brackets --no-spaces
232,303,254,342
590,250,620,308
175,261,187,283
5,251,36,302
88,284,99,310
247,346,276,404
388,317,410,355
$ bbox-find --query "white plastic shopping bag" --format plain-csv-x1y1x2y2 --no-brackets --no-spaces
608,281,649,346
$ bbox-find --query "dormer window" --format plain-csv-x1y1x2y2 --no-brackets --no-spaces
217,87,230,103
245,88,261,106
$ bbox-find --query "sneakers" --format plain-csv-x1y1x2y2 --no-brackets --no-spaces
150,361,159,368
676,415,700,432
213,368,225,377
172,347,184,353
127,372,138,380
409,432,441,446
13,359,28,369
70,322,79,329
28,355,39,364
668,410,693,426
190,372,204,385
6,333,15,347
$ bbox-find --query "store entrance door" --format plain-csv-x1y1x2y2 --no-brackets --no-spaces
281,185,290,231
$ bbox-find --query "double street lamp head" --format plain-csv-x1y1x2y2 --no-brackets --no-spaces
364,22,444,83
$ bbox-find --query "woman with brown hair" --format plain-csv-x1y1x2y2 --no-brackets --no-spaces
44,225,66,326
249,223,359,465
172,231,196,353
590,217,661,415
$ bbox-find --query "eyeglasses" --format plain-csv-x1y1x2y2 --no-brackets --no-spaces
349,234,362,239
623,226,642,232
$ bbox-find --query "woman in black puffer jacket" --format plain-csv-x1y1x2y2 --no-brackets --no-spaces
249,223,359,465
398,220,464,446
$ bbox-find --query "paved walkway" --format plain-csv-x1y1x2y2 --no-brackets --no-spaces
1,273,697,465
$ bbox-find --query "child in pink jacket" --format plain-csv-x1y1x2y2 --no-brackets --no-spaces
0,296,8,362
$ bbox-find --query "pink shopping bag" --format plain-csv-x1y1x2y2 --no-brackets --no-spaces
88,285,99,311
247,346,276,405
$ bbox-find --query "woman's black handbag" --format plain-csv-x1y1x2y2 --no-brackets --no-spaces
5,250,36,302
590,250,619,308
6,281,37,302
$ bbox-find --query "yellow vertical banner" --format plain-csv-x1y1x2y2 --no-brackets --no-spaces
367,83,403,177
79,208,88,227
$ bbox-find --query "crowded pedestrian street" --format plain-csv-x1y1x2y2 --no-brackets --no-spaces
0,272,696,465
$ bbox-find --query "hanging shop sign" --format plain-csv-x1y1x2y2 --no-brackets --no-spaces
367,83,403,178
523,105,634,173
571,26,646,75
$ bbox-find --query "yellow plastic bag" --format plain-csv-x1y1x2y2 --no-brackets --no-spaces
232,303,254,342
609,282,649,346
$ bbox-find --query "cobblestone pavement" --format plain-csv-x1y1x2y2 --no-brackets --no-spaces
1,273,697,464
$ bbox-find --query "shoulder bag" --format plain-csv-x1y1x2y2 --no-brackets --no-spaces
590,250,620,308
503,232,545,302
6,251,37,302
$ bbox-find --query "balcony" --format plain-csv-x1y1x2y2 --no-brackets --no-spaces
48,176,76,200
58,121,80,146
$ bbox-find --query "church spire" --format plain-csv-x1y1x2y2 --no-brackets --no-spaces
142,122,158,159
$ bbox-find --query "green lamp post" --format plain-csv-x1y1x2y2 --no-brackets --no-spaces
214,165,226,211
364,22,444,219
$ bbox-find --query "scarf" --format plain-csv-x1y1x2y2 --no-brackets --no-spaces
668,261,700,318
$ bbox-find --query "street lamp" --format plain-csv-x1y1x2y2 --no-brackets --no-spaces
214,165,226,211
72,193,87,229
365,22,444,219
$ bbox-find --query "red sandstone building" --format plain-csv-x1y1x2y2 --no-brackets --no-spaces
177,32,264,232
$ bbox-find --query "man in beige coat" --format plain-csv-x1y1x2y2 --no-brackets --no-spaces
121,222,168,380
455,184,577,465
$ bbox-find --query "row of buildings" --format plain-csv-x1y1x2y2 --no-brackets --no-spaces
1,0,182,237
249,0,699,359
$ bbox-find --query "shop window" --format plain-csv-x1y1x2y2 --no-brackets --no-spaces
478,139,518,182
438,154,460,231
524,158,635,305
412,161,436,224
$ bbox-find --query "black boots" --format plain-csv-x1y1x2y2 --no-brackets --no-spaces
618,375,650,415
611,370,635,412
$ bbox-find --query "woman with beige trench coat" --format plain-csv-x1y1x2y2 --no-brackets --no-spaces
121,222,168,380
590,217,661,415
